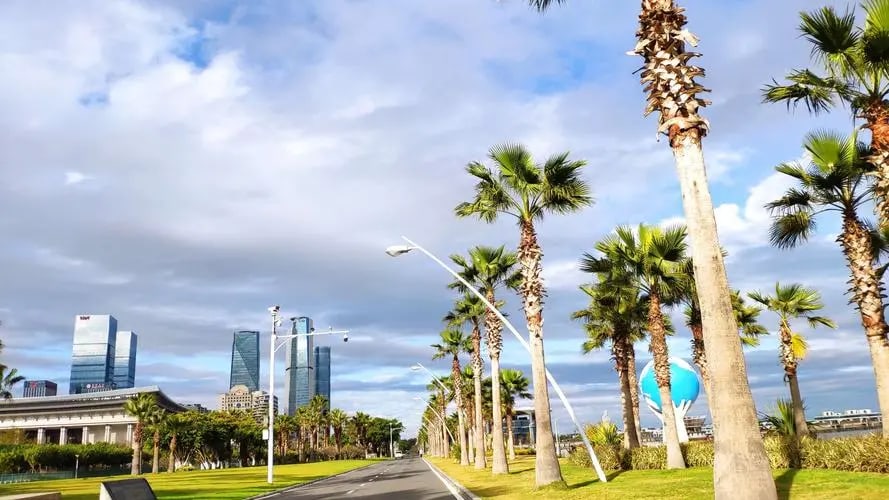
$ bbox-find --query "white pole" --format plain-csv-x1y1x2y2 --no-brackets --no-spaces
400,236,607,483
267,308,278,484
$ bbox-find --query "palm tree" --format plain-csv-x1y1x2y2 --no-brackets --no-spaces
592,224,687,469
450,245,521,474
762,2,889,230
124,393,158,475
431,329,472,466
351,412,372,456
499,369,531,460
573,267,648,450
165,413,187,473
445,292,489,469
455,143,591,486
765,130,889,438
147,408,167,473
530,0,776,494
0,365,24,400
749,283,836,438
328,409,347,458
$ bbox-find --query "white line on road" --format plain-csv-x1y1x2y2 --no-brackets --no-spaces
423,460,462,500
346,490,355,495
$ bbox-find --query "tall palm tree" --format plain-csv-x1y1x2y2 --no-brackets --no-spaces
444,292,488,469
530,0,776,495
592,224,687,469
763,2,889,229
765,129,889,437
124,393,158,475
455,143,591,486
499,369,531,460
165,413,187,473
431,329,472,466
328,409,347,458
0,365,24,400
147,408,167,473
749,283,836,438
572,267,648,450
450,245,521,474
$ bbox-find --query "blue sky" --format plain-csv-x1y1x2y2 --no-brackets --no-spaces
0,0,878,437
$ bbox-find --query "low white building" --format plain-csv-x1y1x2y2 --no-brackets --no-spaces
0,386,185,445
218,384,278,424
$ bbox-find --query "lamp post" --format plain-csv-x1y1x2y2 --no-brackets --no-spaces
74,454,79,479
387,236,607,483
266,305,350,484
414,396,456,443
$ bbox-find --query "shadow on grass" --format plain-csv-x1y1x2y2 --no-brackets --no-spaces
775,468,799,500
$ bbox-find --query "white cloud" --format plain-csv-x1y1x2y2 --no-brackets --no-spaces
64,171,89,185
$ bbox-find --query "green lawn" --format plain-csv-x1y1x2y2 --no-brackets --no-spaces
429,457,889,499
0,460,379,500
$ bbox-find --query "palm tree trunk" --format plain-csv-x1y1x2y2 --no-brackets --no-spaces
840,212,889,437
864,102,889,229
648,291,685,469
506,412,516,460
167,434,177,473
635,0,778,496
152,430,160,473
471,323,487,470
615,337,640,449
786,370,808,438
452,356,470,466
517,220,563,487
486,289,509,474
131,424,142,475
627,344,642,443
690,322,712,398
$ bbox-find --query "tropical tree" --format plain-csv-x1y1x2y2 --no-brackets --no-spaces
455,142,591,486
0,365,24,400
499,369,531,460
592,224,688,468
526,0,777,495
147,408,168,473
765,129,889,437
124,393,158,475
350,411,372,456
762,2,889,229
431,330,472,466
444,292,488,469
165,413,187,473
328,409,348,457
749,283,836,438
450,245,521,474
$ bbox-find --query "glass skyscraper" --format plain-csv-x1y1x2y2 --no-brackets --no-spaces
113,331,138,389
284,317,314,415
230,331,260,392
23,380,57,398
69,315,117,394
314,346,331,411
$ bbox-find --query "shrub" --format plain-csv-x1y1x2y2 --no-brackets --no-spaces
801,435,889,473
318,446,338,461
630,444,666,470
683,441,714,467
0,449,27,473
568,444,627,471
513,447,535,456
339,445,365,460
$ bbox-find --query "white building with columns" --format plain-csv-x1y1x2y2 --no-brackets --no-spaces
0,386,186,445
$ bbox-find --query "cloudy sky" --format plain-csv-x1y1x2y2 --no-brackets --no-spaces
0,0,877,437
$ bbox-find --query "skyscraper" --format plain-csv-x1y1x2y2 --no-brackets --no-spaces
230,331,260,392
113,331,137,389
69,315,117,394
22,380,57,398
314,346,331,411
284,316,314,414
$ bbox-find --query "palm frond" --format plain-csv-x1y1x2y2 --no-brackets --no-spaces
528,0,565,12
769,211,816,248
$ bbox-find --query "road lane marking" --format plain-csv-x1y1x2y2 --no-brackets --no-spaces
346,490,355,495
423,459,463,500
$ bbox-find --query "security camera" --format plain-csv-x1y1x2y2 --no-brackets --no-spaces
343,332,349,342
268,305,280,314
310,327,316,333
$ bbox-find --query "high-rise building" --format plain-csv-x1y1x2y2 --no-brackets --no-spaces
113,331,137,389
22,380,57,398
229,330,260,392
284,317,314,414
218,384,278,425
69,315,117,394
314,346,331,411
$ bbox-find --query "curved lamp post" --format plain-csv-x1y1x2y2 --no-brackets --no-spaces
387,236,607,483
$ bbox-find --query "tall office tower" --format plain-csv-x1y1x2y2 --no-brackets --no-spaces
69,314,117,394
22,380,57,398
284,316,314,414
229,331,260,392
113,331,138,389
314,346,331,411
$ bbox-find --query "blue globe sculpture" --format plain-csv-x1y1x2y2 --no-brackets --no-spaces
639,357,700,412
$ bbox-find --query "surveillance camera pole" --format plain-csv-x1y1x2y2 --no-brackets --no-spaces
266,308,349,484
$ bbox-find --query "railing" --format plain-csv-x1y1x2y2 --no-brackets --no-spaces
0,471,73,484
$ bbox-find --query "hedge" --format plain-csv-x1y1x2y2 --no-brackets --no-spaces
0,443,132,473
568,435,889,473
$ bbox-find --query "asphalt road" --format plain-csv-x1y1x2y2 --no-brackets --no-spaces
271,458,462,500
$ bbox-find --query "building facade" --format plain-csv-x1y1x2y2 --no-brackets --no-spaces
284,317,314,414
314,346,331,411
22,380,58,398
229,330,260,392
69,314,117,394
113,331,138,389
218,385,278,425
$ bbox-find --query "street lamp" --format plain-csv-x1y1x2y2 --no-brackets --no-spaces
411,363,449,393
74,454,79,479
387,235,607,483
266,305,350,484
413,396,456,443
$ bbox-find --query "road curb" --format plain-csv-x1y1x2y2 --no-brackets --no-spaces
247,460,384,500
422,459,480,500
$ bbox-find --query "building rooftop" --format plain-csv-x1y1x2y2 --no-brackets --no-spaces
0,386,186,415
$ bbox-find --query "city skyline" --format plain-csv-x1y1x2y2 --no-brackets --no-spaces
2,0,886,437
113,330,137,390
284,317,314,415
315,346,331,412
68,315,117,394
229,330,260,392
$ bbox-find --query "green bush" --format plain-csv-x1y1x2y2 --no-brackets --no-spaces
339,445,366,460
801,435,889,473
568,444,627,471
683,441,714,467
514,447,535,455
2,443,132,473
